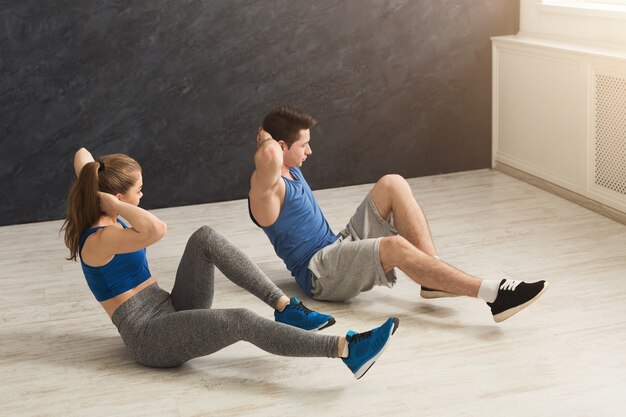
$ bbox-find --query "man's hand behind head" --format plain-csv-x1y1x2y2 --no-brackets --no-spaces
256,127,274,147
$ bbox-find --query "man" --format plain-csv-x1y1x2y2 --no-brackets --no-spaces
248,106,548,322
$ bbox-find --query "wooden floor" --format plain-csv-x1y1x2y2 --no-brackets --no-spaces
1,169,625,417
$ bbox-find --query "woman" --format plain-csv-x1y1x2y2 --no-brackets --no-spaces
61,148,398,379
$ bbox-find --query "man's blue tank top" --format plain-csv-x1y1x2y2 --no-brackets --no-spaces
78,218,151,302
249,167,338,295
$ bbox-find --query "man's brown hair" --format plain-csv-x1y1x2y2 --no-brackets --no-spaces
262,106,317,148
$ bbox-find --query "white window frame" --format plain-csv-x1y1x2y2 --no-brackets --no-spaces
539,0,626,19
586,0,626,5
545,0,626,5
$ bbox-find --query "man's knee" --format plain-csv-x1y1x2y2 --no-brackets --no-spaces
381,235,412,252
380,235,413,270
372,174,409,215
377,174,407,191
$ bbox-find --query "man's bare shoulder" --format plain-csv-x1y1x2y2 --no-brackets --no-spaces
249,171,286,227
250,170,284,199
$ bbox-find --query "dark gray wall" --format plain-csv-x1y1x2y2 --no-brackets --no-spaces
0,0,519,226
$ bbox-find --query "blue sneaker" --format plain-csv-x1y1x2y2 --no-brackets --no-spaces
274,297,336,331
342,317,399,379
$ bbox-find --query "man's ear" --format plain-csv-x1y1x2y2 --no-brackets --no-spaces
277,140,287,151
115,193,124,202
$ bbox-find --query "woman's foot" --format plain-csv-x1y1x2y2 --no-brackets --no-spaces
274,296,336,331
342,317,400,379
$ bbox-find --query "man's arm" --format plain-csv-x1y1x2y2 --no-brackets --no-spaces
251,129,282,196
74,147,95,178
249,128,286,227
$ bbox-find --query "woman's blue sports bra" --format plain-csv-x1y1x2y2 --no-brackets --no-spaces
78,217,151,302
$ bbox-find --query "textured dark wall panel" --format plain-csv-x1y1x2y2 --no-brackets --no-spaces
0,0,519,226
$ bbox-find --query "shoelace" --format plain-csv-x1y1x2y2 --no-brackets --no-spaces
293,302,314,315
348,329,372,344
500,279,522,291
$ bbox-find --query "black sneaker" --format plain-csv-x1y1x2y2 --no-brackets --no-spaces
420,286,460,299
488,279,549,322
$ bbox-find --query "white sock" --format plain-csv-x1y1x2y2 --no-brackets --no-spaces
477,279,500,303
341,341,350,358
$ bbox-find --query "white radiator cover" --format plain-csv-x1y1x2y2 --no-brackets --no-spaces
593,73,626,196
492,35,626,213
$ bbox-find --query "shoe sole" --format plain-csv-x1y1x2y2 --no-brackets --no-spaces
420,290,461,299
276,317,336,331
353,318,400,380
313,317,336,331
493,282,550,323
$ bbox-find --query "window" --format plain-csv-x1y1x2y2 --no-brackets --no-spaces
586,0,626,5
544,0,626,7
541,0,626,16
528,0,626,44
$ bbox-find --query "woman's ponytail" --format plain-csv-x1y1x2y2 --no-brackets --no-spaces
61,161,101,261
61,154,141,261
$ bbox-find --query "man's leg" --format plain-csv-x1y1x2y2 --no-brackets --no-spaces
379,235,480,296
379,235,548,322
370,174,457,297
370,174,437,257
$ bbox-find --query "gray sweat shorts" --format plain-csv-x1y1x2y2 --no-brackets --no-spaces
308,191,399,301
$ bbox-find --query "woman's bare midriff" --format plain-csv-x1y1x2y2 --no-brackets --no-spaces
101,276,158,318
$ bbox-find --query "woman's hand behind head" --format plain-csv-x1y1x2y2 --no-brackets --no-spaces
98,192,120,217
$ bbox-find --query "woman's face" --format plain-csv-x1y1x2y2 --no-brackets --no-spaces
118,171,143,206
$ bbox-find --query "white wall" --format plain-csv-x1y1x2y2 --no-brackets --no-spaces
492,0,626,213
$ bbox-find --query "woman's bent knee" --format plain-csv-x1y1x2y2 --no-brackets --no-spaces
188,225,219,249
192,225,215,239
232,307,255,318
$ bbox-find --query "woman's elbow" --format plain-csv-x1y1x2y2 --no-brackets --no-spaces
156,220,168,238
146,220,167,243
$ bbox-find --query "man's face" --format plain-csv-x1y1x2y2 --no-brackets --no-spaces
281,129,312,168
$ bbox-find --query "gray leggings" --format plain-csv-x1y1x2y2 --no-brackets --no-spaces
111,226,339,367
